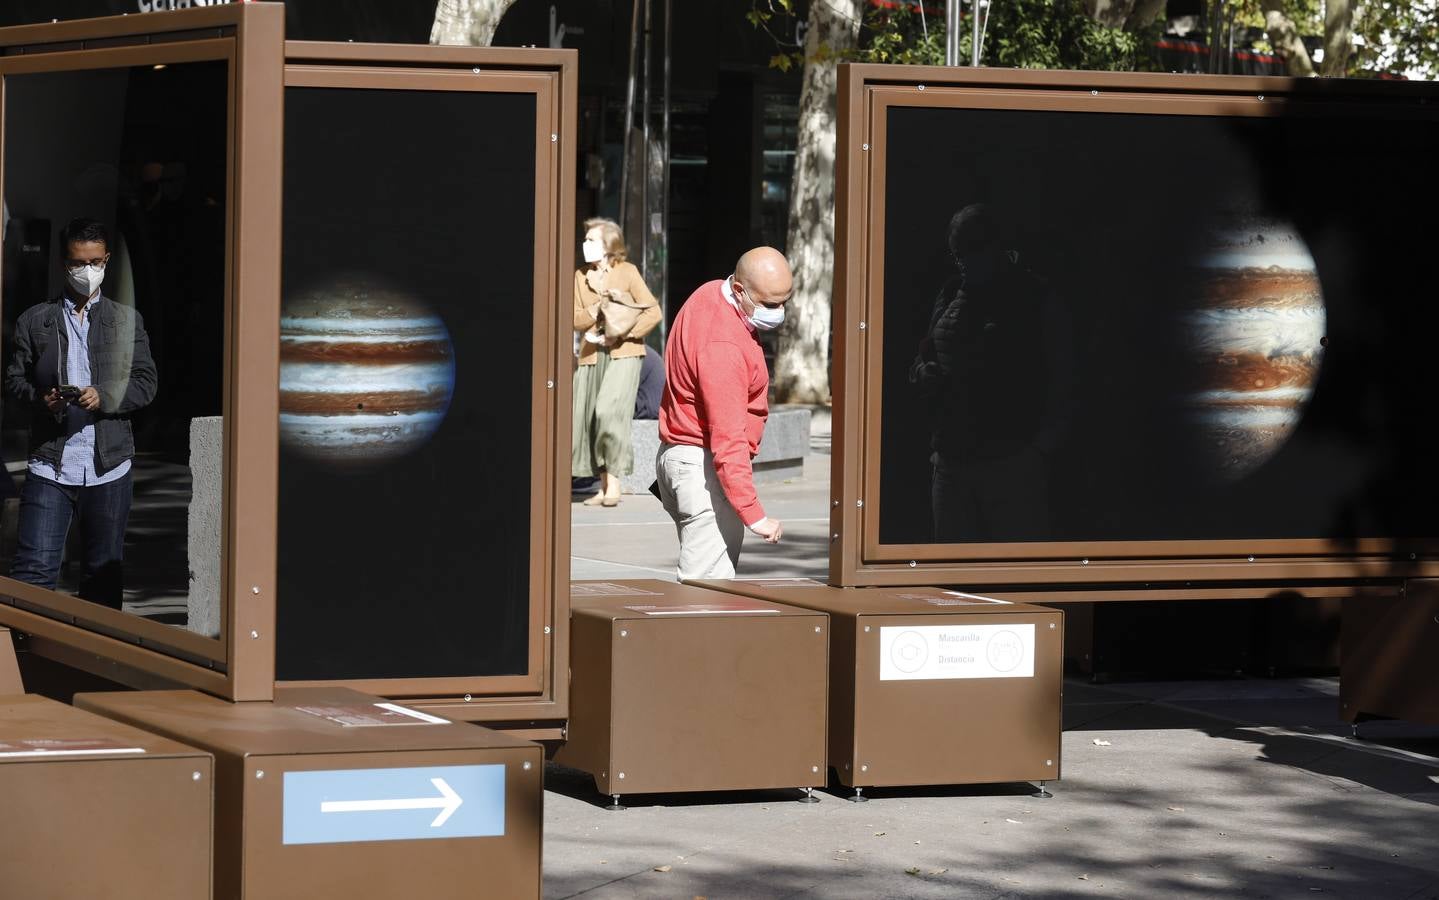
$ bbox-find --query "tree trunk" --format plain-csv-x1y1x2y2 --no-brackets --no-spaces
772,0,864,405
1260,0,1317,75
430,0,519,46
1320,0,1353,76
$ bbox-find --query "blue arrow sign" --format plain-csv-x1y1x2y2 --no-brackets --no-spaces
283,764,506,845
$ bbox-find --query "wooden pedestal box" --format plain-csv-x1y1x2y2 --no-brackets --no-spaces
697,580,1063,793
76,687,543,900
0,694,213,899
1342,580,1439,726
556,580,828,802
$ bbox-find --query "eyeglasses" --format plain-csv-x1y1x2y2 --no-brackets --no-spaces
64,256,109,272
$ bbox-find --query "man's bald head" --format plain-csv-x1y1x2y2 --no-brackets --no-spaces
733,246,793,309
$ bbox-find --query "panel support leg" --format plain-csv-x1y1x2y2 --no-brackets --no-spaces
847,786,868,803
1033,780,1053,799
606,794,626,811
797,787,821,804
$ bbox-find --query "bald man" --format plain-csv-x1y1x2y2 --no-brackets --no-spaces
656,247,792,580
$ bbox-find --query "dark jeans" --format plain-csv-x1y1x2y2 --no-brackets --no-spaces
10,471,131,610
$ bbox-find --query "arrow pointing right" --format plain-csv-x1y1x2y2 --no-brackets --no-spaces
320,776,464,827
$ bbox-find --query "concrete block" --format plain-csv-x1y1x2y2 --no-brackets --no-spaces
186,415,223,638
620,406,810,494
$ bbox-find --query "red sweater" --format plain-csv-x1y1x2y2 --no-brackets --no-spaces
659,279,770,525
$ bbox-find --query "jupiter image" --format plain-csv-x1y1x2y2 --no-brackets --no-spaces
280,279,456,466
1180,215,1326,481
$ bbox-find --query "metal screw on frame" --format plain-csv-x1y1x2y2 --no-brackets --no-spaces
464,694,473,702
523,761,532,771
551,134,558,143
859,322,867,330
255,770,265,780
546,380,555,389
814,626,822,633
917,84,925,91
620,630,629,637
472,67,481,74
862,143,869,151
856,500,864,508
192,772,203,782
909,560,917,568
250,630,260,639
251,586,260,595
864,626,871,633
544,626,552,634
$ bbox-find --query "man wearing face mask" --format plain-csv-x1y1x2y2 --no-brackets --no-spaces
656,247,792,580
909,203,1071,542
4,217,157,610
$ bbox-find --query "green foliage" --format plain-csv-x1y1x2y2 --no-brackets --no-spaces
751,0,1157,73
980,0,1157,70
1353,0,1439,79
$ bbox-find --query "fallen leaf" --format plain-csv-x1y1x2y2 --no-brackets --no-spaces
913,840,922,845
874,831,886,836
1005,818,1023,824
1167,806,1186,812
1078,874,1090,881
1318,866,1334,871
654,866,672,873
904,867,921,877
928,868,947,876
834,849,854,854
1093,739,1112,746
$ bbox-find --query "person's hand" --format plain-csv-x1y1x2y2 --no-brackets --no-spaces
77,386,101,412
750,517,783,544
42,388,66,414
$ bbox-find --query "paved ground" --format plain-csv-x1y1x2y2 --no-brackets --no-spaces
556,415,1439,899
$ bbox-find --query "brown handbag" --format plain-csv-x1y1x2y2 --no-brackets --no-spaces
598,289,650,342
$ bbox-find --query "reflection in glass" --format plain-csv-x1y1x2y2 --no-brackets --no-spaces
1,61,228,636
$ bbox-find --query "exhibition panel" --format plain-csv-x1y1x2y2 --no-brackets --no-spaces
0,7,578,718
271,45,576,725
0,1,283,699
78,687,543,900
556,580,828,803
701,580,1063,794
0,693,213,899
829,64,1439,588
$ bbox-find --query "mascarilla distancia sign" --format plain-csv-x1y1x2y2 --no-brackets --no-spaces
136,0,236,12
879,624,1035,681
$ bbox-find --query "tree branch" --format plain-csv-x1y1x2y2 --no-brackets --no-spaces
1321,0,1354,76
1260,0,1317,76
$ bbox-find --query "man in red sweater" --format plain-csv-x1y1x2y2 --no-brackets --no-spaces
657,247,792,579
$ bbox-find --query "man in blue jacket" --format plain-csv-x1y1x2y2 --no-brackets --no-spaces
4,218,158,610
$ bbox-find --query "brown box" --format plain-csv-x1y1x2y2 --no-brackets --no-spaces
695,580,1063,794
0,694,213,899
555,580,828,802
1,626,20,694
77,687,543,900
1341,580,1439,726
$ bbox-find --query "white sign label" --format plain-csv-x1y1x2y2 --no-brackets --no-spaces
879,624,1035,681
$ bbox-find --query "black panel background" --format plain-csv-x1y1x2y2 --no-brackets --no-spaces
878,104,1439,547
276,87,537,680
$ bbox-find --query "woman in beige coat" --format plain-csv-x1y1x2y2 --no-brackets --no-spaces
572,218,661,506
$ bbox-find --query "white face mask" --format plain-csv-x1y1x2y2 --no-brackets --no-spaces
747,304,785,332
66,264,105,298
582,240,605,263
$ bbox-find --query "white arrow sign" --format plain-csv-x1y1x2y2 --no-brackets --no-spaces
320,777,464,827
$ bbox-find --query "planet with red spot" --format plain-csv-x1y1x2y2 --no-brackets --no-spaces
279,279,456,466
1180,215,1326,481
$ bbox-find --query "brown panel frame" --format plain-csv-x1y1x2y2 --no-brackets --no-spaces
0,4,285,700
831,63,1439,588
273,43,577,724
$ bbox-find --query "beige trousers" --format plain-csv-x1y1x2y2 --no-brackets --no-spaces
656,443,745,581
